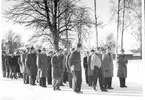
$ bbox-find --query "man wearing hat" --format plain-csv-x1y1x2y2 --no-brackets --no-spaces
37,48,49,87
117,49,128,88
69,44,83,93
26,47,38,85
51,49,62,90
103,47,114,89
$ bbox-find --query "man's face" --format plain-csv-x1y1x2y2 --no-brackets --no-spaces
31,49,35,53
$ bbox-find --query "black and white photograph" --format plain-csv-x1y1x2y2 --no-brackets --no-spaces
0,0,144,100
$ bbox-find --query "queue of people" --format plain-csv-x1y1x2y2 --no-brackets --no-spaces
1,43,128,94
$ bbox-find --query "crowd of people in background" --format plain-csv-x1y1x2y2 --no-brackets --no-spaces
1,43,128,94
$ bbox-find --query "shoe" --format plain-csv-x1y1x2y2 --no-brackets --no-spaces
93,87,97,91
60,84,64,86
108,87,114,89
123,86,127,88
78,91,83,94
101,89,108,92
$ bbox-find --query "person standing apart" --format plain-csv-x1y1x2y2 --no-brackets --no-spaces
83,51,89,84
37,48,49,87
117,49,128,88
51,50,62,90
26,47,38,85
103,47,114,89
69,44,83,93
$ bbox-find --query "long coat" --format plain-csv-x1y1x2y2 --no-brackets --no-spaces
102,53,114,77
87,55,93,76
21,53,28,74
51,54,62,79
117,55,128,78
37,53,49,77
26,53,37,76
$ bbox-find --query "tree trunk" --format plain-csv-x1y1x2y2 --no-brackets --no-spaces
94,0,98,48
121,0,125,50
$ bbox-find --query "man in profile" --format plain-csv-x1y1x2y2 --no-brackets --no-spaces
69,44,83,93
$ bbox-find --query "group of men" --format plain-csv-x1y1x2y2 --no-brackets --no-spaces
2,43,128,94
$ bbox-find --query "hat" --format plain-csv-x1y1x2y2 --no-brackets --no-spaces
91,49,95,52
77,44,82,48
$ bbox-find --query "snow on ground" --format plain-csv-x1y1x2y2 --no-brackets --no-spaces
0,60,143,100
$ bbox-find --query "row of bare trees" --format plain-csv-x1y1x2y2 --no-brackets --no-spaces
110,0,142,56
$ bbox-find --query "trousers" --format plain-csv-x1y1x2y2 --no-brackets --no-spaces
72,71,82,92
119,77,126,87
52,78,61,90
30,75,36,85
104,77,112,88
68,72,72,88
23,73,29,84
93,67,105,90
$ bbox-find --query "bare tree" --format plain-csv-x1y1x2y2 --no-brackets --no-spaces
2,30,22,53
4,0,92,50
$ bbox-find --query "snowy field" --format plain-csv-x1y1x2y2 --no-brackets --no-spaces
0,60,144,100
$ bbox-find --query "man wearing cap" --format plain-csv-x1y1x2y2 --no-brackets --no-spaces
51,49,62,90
69,44,83,93
117,49,128,88
26,47,38,85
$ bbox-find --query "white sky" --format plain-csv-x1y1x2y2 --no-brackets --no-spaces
1,0,139,51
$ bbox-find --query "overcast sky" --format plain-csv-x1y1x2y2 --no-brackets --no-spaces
1,0,139,51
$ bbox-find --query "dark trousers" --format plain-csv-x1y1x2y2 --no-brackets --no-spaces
23,73,29,84
72,71,82,92
88,75,93,86
93,67,105,90
2,71,6,77
30,75,36,85
84,68,88,84
40,77,47,87
52,78,61,90
68,72,72,88
104,77,112,88
119,77,126,87
47,68,52,84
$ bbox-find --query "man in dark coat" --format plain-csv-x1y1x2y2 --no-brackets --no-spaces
117,49,128,88
8,52,17,79
37,48,49,87
2,51,7,77
51,50,62,90
26,47,37,85
102,47,114,89
47,51,53,85
69,44,83,93
83,51,89,84
66,48,75,88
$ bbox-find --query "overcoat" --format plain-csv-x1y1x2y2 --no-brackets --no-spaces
69,50,82,72
87,55,93,76
117,55,128,78
102,53,114,77
21,53,29,74
25,53,37,76
37,53,49,77
51,54,62,79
